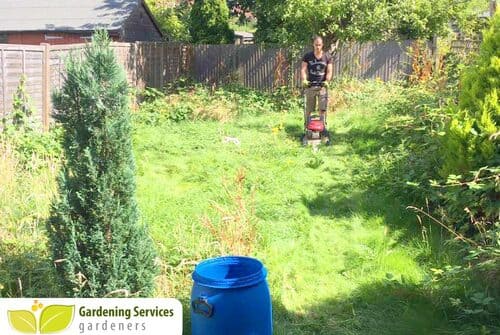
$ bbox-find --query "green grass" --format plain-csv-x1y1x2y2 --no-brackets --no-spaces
0,140,61,297
2,81,494,334
132,82,463,334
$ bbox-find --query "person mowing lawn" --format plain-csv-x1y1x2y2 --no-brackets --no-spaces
301,35,333,145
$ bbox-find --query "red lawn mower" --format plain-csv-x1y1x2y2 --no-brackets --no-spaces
301,82,331,147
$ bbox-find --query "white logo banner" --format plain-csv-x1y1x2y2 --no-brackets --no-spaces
0,298,182,335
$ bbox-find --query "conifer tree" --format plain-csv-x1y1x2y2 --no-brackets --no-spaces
441,13,499,176
11,75,34,130
190,0,234,44
47,30,157,297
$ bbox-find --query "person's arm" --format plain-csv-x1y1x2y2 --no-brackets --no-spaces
326,61,333,82
301,61,308,82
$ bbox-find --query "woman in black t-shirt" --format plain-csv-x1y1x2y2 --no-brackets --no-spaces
301,35,333,135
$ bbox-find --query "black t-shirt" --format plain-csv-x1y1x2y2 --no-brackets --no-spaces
302,51,332,85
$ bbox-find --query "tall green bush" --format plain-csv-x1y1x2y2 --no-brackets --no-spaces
0,75,61,166
190,0,234,44
2,75,34,132
47,31,157,297
431,14,499,318
146,0,191,42
441,13,499,176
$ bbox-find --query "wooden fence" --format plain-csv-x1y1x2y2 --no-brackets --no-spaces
48,42,187,91
0,40,419,129
0,44,46,128
0,42,188,130
191,41,414,89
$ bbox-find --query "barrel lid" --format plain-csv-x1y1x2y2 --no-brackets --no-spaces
192,256,267,289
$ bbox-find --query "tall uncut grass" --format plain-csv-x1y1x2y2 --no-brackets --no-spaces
1,80,497,334
0,139,60,297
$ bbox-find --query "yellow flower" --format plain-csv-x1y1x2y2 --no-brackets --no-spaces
32,300,43,312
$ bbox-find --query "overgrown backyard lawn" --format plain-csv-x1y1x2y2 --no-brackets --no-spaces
1,81,486,334
133,83,460,334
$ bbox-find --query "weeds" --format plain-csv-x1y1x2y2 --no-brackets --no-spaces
135,81,302,126
202,168,257,256
0,139,60,297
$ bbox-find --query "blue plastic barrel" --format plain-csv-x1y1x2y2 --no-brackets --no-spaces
191,256,273,335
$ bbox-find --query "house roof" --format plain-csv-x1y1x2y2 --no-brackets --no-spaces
0,0,145,32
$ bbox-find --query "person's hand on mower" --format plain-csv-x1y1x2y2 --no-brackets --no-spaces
302,79,310,88
322,81,330,89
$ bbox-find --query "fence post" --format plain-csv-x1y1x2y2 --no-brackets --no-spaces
41,43,50,131
1,48,6,118
431,35,439,75
132,42,138,88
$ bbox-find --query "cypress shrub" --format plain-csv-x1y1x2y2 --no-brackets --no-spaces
47,30,157,297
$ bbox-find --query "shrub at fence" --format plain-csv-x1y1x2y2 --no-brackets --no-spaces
428,13,499,325
441,13,499,176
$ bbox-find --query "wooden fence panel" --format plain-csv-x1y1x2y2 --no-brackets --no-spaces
450,39,480,54
291,41,413,86
0,40,447,129
163,43,184,83
49,44,86,92
194,41,417,90
194,45,301,92
0,44,45,128
134,42,184,90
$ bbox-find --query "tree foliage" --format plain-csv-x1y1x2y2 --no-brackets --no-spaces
146,0,191,42
441,12,499,176
254,0,459,45
48,31,157,297
190,0,234,44
227,0,256,12
453,0,492,38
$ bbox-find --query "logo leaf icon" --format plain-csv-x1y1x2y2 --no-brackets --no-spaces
39,305,74,334
8,310,37,334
